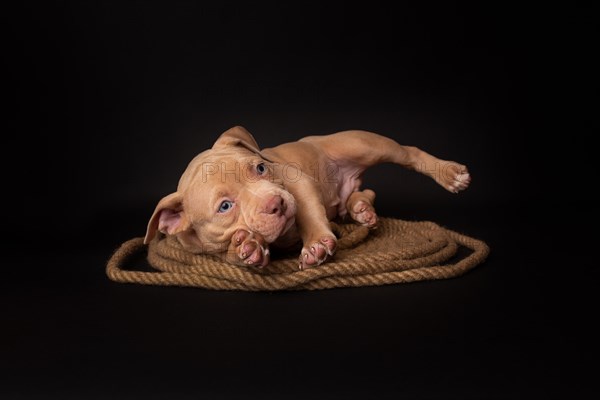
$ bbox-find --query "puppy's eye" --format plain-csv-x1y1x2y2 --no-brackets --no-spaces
256,163,267,175
218,200,233,213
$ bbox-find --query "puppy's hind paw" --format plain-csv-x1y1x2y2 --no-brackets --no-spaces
439,163,471,194
449,171,471,193
349,200,378,228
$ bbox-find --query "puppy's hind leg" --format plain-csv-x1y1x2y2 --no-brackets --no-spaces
307,130,471,194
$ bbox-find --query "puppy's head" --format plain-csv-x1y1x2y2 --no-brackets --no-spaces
144,126,296,254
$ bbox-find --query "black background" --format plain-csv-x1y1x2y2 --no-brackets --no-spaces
3,1,596,399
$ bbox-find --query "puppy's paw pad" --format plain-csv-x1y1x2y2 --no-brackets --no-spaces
298,235,337,270
350,200,378,228
319,236,337,255
231,230,269,267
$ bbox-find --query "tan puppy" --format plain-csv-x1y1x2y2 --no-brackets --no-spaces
144,126,470,269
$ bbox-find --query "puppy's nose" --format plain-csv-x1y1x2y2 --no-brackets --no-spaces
263,195,285,215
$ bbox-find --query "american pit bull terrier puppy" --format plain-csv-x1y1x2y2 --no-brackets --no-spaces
144,126,470,269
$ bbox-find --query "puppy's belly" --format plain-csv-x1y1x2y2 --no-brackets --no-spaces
273,175,358,250
334,168,363,218
312,166,363,220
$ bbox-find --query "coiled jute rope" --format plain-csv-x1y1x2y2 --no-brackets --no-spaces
106,218,489,291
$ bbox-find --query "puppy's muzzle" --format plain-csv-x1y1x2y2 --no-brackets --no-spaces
244,190,296,243
261,195,286,216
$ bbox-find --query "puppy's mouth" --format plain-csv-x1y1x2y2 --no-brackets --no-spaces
279,204,296,236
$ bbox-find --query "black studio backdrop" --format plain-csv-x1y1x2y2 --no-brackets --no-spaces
7,2,594,243
8,1,551,244
3,1,596,399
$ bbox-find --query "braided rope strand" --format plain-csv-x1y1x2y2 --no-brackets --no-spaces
106,218,490,291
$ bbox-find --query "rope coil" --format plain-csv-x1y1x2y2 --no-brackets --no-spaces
106,218,490,291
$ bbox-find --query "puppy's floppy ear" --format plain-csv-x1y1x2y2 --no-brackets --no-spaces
144,192,191,244
212,126,270,159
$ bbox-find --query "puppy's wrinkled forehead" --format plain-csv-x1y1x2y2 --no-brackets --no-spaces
176,147,268,216
178,147,262,187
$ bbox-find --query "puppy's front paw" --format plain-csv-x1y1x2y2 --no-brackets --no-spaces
227,229,270,267
298,234,337,270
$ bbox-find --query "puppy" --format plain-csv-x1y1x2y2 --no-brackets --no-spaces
144,126,470,269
